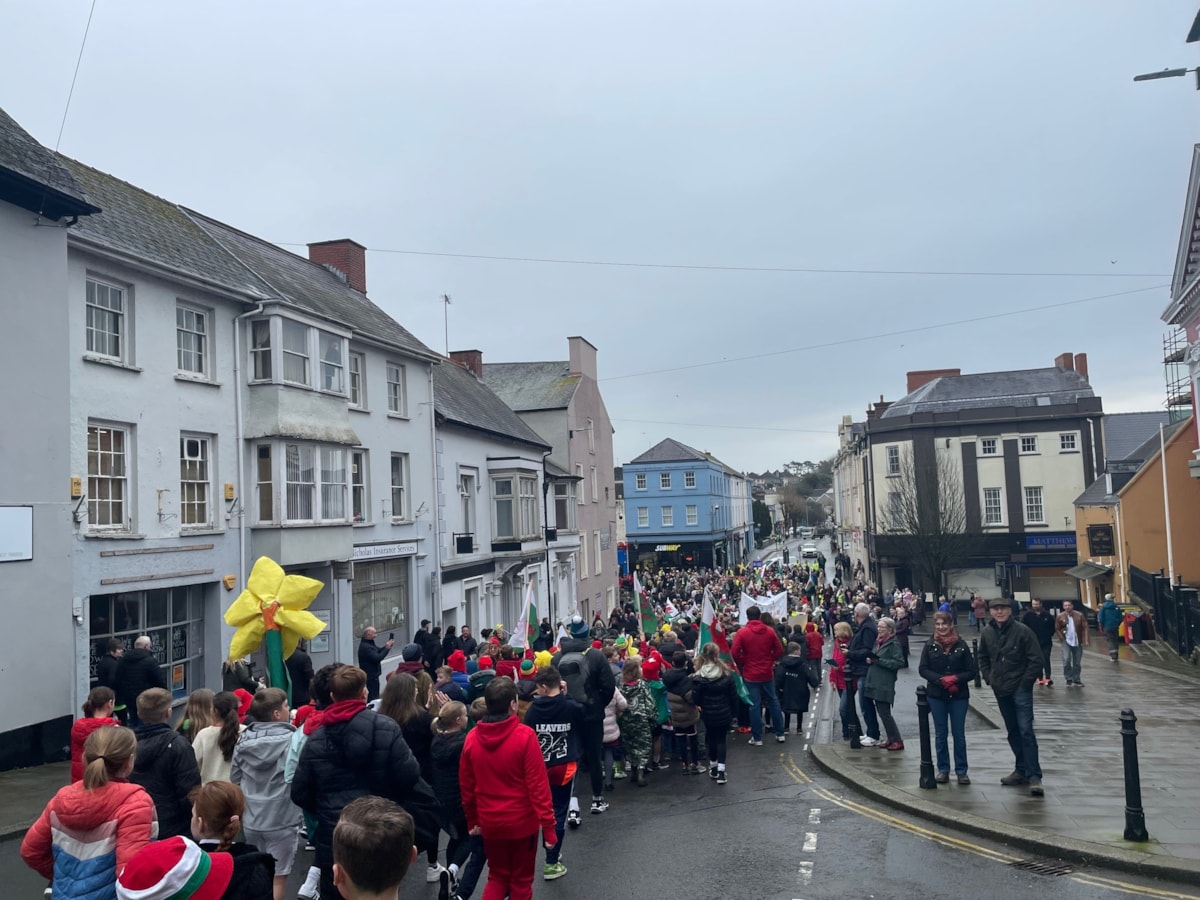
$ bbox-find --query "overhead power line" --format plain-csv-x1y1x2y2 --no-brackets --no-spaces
603,282,1168,382
274,242,1167,279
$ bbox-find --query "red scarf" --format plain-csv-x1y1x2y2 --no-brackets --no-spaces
933,628,960,651
321,699,366,727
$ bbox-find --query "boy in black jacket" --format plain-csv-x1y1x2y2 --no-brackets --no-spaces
522,665,584,882
130,687,201,837
775,642,813,736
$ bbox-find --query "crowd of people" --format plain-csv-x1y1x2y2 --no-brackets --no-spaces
27,544,1124,900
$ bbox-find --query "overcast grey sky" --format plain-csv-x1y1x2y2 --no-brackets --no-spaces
5,2,1198,473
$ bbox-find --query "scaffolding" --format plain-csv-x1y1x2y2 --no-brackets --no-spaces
1164,329,1193,424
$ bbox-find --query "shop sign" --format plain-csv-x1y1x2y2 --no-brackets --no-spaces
1087,525,1115,556
353,541,417,560
1025,534,1076,550
0,506,33,562
654,544,681,552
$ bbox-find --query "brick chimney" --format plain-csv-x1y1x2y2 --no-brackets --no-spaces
906,368,961,394
450,349,483,378
1073,352,1089,381
308,239,367,293
1054,352,1075,371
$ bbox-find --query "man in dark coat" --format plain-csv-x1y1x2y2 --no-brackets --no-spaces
459,626,479,659
115,635,167,727
844,604,880,745
129,687,201,837
286,640,315,708
553,615,617,817
357,627,393,701
95,638,126,722
292,665,426,900
1022,598,1056,686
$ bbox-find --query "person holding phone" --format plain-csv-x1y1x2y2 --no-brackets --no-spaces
358,627,394,701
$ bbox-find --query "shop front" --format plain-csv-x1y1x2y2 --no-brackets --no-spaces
629,541,713,571
351,541,416,642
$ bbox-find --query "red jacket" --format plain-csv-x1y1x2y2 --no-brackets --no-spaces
804,629,824,661
494,659,521,681
460,714,556,843
70,716,118,782
732,619,784,682
829,638,849,691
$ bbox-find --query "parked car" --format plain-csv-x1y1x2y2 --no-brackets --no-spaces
800,543,820,560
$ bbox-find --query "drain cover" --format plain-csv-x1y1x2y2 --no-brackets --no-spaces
1010,858,1075,877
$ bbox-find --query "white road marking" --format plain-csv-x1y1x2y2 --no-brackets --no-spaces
798,861,814,884
802,832,818,852
808,809,821,825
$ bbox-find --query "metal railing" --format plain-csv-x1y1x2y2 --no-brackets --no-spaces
1129,564,1199,659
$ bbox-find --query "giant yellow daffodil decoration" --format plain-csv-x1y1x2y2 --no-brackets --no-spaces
225,556,325,699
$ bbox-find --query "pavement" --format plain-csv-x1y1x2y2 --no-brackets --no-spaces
809,622,1200,885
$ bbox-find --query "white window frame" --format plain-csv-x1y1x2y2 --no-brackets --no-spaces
579,534,589,578
87,422,131,531
661,506,674,527
86,277,128,362
1059,433,1078,452
179,434,212,529
979,438,998,457
281,442,342,523
319,330,345,394
553,481,576,532
684,471,696,489
348,352,366,409
175,302,211,378
593,530,602,572
492,476,515,540
386,362,408,417
590,466,598,503
1020,435,1039,455
1024,486,1045,524
255,444,274,522
390,453,410,521
319,447,347,521
635,473,647,491
982,487,1003,526
460,469,477,536
587,418,595,453
576,464,586,504
686,504,698,526
887,492,903,530
885,445,901,477
519,475,540,539
282,320,311,386
660,472,671,490
250,319,272,382
637,507,649,528
351,450,369,523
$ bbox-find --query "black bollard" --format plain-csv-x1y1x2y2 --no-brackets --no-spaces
917,685,937,789
971,638,982,687
1120,709,1149,841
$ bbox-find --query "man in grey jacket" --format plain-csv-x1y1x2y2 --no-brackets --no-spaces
977,596,1046,797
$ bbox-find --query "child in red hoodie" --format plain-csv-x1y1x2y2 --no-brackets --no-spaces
460,676,556,900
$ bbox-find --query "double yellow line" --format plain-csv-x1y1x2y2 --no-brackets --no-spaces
778,754,1200,899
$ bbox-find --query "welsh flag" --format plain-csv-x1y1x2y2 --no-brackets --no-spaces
700,586,731,659
663,598,678,619
511,579,538,650
633,571,657,638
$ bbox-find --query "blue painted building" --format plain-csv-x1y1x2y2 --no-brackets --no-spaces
622,438,751,570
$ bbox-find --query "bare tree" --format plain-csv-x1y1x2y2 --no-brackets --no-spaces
886,446,975,593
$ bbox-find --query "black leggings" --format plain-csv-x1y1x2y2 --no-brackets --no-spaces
446,815,471,871
705,721,728,765
676,732,699,766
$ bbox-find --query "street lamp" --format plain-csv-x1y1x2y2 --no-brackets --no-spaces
1132,67,1200,89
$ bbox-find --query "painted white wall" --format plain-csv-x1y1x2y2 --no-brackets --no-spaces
0,200,76,740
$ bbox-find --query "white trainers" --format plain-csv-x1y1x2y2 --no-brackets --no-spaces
747,737,763,746
427,864,447,883
776,734,786,743
859,736,879,747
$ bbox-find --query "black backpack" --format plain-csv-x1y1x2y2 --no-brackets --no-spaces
557,649,592,707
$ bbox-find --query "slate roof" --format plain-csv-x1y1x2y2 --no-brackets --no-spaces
0,108,98,218
1075,419,1188,506
187,212,438,361
880,366,1095,419
434,361,550,450
1101,411,1170,463
482,362,579,411
628,438,709,465
61,158,270,296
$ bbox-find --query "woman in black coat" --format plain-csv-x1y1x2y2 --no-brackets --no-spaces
917,611,978,784
441,626,462,664
690,642,738,784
